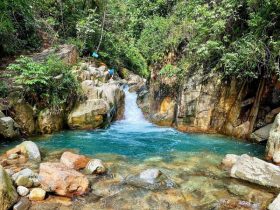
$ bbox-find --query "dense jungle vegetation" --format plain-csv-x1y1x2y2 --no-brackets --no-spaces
1,0,279,80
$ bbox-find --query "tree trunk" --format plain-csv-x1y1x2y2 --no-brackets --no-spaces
172,82,183,127
248,78,266,134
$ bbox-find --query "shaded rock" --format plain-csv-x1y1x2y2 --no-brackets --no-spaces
85,159,106,174
265,107,280,124
230,154,280,188
33,44,78,65
0,165,18,210
0,111,4,118
17,186,29,196
266,113,280,162
60,151,89,170
39,162,89,197
38,109,63,134
13,197,31,210
124,168,176,190
221,154,240,169
250,123,272,142
0,116,20,138
18,141,41,162
12,102,35,135
269,193,280,210
29,188,46,201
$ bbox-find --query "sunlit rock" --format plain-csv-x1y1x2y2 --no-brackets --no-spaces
60,151,89,170
266,113,280,162
39,162,89,197
85,159,106,174
29,188,46,201
230,154,280,188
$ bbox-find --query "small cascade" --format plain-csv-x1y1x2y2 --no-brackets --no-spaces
122,88,149,125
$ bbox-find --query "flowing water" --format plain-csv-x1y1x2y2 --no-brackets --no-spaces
0,89,274,209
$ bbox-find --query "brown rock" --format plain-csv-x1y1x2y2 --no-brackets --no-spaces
60,152,89,170
6,147,21,156
39,162,89,197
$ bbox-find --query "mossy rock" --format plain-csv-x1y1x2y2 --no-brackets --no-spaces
0,165,18,210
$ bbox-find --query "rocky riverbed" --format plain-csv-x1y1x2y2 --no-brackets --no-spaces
0,139,279,210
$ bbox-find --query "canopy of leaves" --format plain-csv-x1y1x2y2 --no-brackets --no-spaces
1,0,279,80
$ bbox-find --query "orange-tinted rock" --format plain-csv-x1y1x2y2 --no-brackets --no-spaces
60,152,89,170
39,162,89,197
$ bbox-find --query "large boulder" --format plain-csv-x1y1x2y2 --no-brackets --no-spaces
266,113,280,162
250,123,272,142
67,99,109,129
38,109,63,134
0,116,20,138
0,165,18,210
230,154,280,188
60,152,89,170
39,162,89,197
12,102,35,135
68,81,124,129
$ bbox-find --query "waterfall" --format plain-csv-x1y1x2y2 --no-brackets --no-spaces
122,88,148,124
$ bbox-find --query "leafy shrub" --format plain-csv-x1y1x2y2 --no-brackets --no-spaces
0,81,8,98
7,56,79,110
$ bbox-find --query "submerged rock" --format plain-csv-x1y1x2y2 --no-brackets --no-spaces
60,151,89,170
0,165,18,210
214,199,260,210
85,159,106,174
221,154,239,169
230,154,280,188
39,162,89,197
124,168,176,190
269,193,280,210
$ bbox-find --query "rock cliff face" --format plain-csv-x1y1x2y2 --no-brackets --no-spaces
138,67,280,139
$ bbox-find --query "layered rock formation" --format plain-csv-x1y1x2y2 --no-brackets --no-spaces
138,67,280,139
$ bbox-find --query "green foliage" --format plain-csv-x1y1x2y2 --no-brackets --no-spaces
7,56,79,109
0,0,41,56
0,81,8,98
